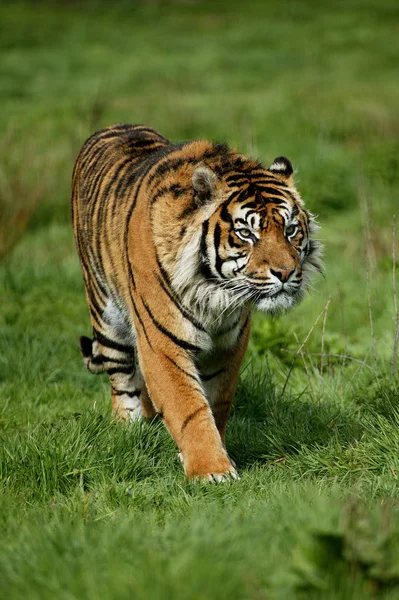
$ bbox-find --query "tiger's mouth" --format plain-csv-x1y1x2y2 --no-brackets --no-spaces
224,277,302,308
253,285,304,314
255,283,301,298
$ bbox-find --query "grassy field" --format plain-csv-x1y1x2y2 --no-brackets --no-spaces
1,0,399,598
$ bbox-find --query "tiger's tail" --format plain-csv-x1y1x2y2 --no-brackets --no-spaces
79,335,105,375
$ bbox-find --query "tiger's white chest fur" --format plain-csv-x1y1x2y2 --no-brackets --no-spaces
103,295,242,359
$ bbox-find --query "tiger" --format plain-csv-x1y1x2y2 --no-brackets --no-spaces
71,123,322,482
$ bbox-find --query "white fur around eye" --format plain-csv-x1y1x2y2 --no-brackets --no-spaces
235,229,254,243
285,225,297,238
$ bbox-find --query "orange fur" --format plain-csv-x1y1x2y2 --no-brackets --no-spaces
71,124,321,480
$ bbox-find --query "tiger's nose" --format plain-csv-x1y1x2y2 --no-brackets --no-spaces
270,267,295,283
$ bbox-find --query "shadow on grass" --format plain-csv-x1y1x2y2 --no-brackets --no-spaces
226,367,365,470
352,381,399,421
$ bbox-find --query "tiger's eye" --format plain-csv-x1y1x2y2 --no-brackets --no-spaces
285,224,297,237
239,228,252,238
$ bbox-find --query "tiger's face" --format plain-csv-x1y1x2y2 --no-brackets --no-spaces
193,156,322,315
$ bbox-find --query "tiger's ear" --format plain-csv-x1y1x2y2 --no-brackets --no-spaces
269,156,294,186
192,165,218,203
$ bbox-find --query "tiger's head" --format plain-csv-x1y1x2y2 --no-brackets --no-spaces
172,150,322,318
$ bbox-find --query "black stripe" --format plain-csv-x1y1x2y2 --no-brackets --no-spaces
124,148,165,287
152,252,168,285
80,140,111,174
150,184,171,205
81,250,107,302
101,123,137,133
237,314,250,338
113,159,148,200
178,199,198,220
141,298,201,352
225,173,249,184
259,177,288,187
181,405,208,433
147,156,185,186
90,355,104,365
112,160,137,200
234,261,247,274
106,366,134,376
87,298,107,331
84,272,107,312
155,272,207,332
201,368,226,381
101,354,134,366
79,124,134,154
225,187,249,204
88,305,104,330
213,223,224,277
291,205,299,218
164,354,200,384
79,336,93,358
243,210,259,221
206,142,230,158
93,329,133,353
86,158,113,204
127,125,169,140
259,196,286,206
147,152,195,186
200,220,209,259
97,157,132,204
228,233,243,248
85,281,106,324
220,201,234,225
76,230,109,299
150,182,191,206
241,201,259,210
93,157,133,281
127,259,136,290
126,138,160,149
82,147,109,184
260,186,287,198
245,168,268,177
130,295,154,350
112,388,142,397
95,130,130,142
170,183,189,198
200,220,213,280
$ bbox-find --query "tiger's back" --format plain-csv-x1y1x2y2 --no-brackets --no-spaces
72,124,171,300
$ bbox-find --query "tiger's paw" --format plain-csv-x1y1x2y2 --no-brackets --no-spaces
112,393,143,422
179,452,239,482
200,469,240,483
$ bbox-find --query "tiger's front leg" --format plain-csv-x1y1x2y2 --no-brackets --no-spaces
137,341,237,481
201,315,251,445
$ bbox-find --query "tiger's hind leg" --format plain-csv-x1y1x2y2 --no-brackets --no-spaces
110,368,156,421
95,329,156,421
84,300,156,421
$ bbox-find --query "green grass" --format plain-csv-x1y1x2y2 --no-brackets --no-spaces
1,0,399,598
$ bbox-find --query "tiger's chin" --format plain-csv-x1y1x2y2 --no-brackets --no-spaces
254,288,304,316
